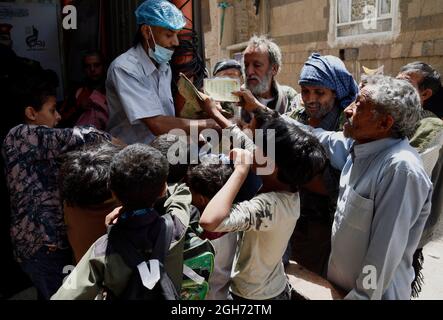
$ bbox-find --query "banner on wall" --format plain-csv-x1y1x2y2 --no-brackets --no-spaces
0,1,64,99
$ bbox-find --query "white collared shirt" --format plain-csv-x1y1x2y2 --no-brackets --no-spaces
106,44,175,144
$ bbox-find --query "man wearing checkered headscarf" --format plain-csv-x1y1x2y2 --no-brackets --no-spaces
289,53,359,130
285,53,358,275
299,53,358,110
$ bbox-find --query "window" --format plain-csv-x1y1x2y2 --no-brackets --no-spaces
336,0,395,38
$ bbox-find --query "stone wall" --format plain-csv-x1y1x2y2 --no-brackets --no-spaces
203,0,443,92
203,0,223,71
203,0,259,72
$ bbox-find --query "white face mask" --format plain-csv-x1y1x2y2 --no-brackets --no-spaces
147,26,174,64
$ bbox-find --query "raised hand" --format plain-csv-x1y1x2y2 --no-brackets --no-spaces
197,91,222,117
230,148,253,174
232,88,266,113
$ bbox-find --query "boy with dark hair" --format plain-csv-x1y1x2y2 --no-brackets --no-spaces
52,144,192,299
150,134,190,184
59,142,123,263
2,71,114,299
186,156,236,300
187,154,263,300
110,144,169,209
187,156,234,212
198,94,327,300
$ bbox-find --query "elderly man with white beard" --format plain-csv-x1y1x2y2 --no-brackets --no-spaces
241,35,297,123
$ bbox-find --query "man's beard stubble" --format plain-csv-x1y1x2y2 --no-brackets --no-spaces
305,99,336,120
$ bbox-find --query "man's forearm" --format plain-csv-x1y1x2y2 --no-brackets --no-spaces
209,109,233,129
142,116,219,136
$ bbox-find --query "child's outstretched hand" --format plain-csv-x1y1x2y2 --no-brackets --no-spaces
198,91,223,117
230,148,253,174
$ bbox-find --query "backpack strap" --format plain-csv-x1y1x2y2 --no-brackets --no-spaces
108,213,174,268
150,214,180,300
151,214,174,262
107,213,179,300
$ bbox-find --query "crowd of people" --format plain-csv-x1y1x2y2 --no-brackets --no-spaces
1,0,443,300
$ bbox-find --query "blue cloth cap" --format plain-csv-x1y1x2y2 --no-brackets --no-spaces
299,52,359,109
135,0,186,31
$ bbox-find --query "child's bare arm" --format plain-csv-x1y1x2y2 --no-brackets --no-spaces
198,89,269,129
199,149,252,232
198,92,233,129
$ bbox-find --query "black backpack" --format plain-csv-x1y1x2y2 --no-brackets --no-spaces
106,214,179,300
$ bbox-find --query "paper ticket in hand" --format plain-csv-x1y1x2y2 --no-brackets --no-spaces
204,78,241,103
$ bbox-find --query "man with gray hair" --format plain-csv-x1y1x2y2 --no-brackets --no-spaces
242,35,297,122
238,75,433,299
305,75,432,299
397,61,443,119
396,63,443,297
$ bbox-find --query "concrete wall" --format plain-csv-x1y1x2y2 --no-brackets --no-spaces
203,0,443,91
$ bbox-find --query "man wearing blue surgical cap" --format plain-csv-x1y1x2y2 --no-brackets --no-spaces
106,0,219,145
285,53,358,276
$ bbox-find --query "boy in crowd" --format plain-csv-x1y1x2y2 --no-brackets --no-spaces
2,72,114,299
187,154,263,300
52,144,192,299
151,133,262,300
187,157,236,300
59,142,123,263
150,134,190,184
198,95,327,300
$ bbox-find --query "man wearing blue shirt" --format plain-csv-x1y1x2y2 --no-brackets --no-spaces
106,0,218,144
315,76,432,299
